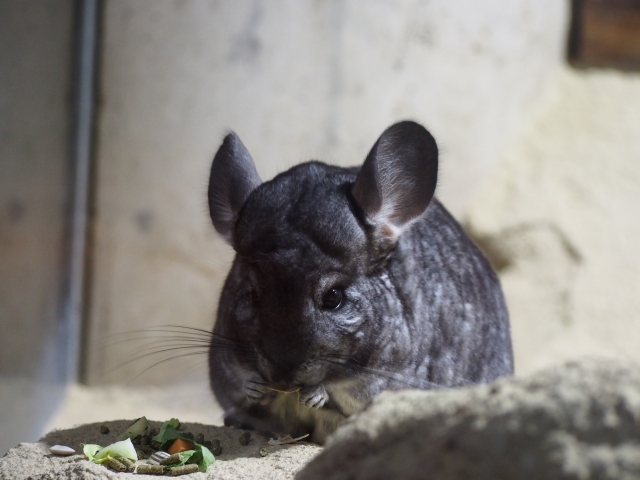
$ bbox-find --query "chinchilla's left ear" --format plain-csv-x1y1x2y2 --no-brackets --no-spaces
208,131,262,244
352,121,438,243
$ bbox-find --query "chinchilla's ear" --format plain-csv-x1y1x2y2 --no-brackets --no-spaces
352,121,438,244
208,131,262,244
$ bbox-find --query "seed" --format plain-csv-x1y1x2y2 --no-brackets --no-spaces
159,453,182,466
140,434,151,446
210,439,221,456
99,425,110,435
239,431,251,446
195,433,204,444
169,464,199,476
149,451,171,464
107,457,127,472
136,464,165,474
119,457,136,472
259,447,268,457
49,445,75,456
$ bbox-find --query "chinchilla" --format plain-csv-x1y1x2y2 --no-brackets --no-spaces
207,120,513,444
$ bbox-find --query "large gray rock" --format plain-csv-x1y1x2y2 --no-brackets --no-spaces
299,359,640,480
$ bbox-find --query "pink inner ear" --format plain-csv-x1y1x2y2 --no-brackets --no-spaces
380,224,395,238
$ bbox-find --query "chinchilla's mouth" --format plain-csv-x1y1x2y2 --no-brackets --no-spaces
264,384,301,394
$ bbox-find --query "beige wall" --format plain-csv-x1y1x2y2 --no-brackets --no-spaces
467,67,640,375
85,0,569,384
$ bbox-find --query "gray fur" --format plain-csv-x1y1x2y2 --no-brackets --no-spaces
207,121,513,444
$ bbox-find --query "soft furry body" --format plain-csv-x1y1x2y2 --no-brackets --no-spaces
207,123,513,444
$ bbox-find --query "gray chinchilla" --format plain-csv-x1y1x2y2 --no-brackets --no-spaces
207,121,513,444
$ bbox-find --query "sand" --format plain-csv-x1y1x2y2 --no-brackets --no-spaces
0,419,322,480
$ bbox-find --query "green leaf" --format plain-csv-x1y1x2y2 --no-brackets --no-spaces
83,438,138,464
83,444,101,462
156,426,182,451
199,445,215,472
152,418,180,445
116,417,149,441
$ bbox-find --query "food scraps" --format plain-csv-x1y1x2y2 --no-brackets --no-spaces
150,418,215,472
81,418,216,474
268,433,310,445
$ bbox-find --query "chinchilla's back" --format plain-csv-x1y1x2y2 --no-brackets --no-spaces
382,198,512,387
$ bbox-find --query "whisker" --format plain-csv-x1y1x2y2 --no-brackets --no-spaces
123,351,212,386
101,327,253,353
101,345,211,377
101,336,213,349
105,327,213,340
319,356,450,390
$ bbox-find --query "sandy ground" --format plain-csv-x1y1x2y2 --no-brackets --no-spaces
0,419,321,479
0,382,321,478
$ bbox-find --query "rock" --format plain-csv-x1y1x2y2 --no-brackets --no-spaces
298,358,640,480
49,445,75,456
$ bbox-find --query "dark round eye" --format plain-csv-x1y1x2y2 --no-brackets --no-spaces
322,287,344,310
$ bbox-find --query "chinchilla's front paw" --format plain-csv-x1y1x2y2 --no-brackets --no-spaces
300,384,329,409
244,378,274,405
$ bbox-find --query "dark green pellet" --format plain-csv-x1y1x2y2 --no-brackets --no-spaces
239,431,251,446
150,427,160,437
150,440,161,450
140,434,150,446
107,457,127,472
139,445,156,455
183,432,194,440
211,439,221,455
136,464,165,474
99,425,109,435
132,435,141,445
120,457,136,472
195,433,204,444
203,440,212,449
159,453,182,466
135,448,148,459
169,464,199,476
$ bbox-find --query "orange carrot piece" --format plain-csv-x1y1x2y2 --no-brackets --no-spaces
167,438,194,454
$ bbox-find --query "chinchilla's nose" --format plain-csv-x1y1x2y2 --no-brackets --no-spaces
269,362,299,385
256,348,300,385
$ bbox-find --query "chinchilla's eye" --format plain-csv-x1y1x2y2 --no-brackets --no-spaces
322,287,344,310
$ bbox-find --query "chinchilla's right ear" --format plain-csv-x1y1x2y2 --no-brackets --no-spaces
352,121,438,247
208,132,262,244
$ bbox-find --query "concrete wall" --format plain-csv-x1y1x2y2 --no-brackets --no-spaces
0,0,74,455
85,0,569,384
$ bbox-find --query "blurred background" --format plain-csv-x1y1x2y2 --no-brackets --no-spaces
2,0,640,456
